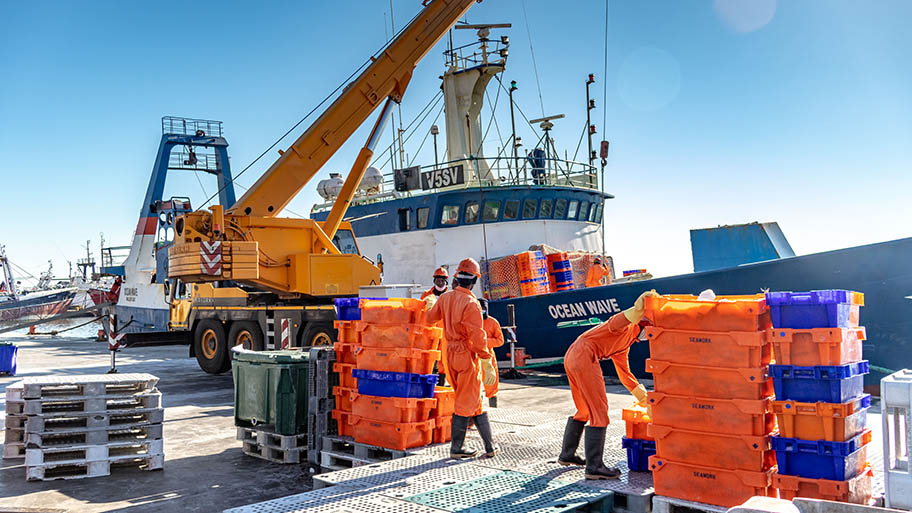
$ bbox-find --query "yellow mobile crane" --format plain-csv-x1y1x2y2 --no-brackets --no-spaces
164,0,479,374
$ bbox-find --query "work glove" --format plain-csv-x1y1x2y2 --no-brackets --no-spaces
481,358,497,386
631,383,648,408
423,295,437,311
623,289,659,324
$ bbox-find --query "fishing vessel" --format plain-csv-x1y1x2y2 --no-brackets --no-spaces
0,246,76,322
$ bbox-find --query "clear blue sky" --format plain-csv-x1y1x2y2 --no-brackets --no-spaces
2,0,910,284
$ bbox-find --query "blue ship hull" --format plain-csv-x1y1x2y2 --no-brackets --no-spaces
488,237,912,385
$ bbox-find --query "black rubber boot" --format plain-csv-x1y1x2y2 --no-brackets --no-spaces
449,415,477,459
558,417,586,466
488,396,497,408
473,412,497,457
584,426,621,480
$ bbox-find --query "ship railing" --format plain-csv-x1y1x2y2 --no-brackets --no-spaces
161,116,223,137
444,38,509,71
101,246,131,268
168,150,222,173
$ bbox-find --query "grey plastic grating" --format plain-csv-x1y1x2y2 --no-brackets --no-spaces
521,459,655,497
483,408,565,427
224,486,446,513
314,455,446,486
406,470,613,513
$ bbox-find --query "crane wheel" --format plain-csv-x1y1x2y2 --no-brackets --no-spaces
300,322,337,347
194,319,230,374
229,321,264,351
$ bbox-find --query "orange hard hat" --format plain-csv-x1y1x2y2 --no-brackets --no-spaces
433,267,448,279
456,258,481,278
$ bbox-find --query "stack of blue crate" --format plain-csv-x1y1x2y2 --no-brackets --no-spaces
765,290,873,504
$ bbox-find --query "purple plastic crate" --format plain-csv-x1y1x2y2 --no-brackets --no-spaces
766,290,862,329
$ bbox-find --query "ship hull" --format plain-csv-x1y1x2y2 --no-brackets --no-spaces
488,237,912,385
0,289,75,322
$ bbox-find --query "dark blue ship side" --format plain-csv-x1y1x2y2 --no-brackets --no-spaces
489,236,912,386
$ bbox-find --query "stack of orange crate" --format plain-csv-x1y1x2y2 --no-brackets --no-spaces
516,251,550,297
644,294,777,508
332,298,447,451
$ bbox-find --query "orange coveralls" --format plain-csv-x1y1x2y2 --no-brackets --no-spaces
564,312,641,427
586,265,608,288
421,288,449,379
482,316,504,399
420,287,444,300
427,287,491,417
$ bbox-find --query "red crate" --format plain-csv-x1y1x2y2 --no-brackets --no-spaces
350,416,435,451
768,327,865,366
649,456,776,508
648,392,774,436
433,415,452,444
646,327,771,368
355,347,440,375
646,359,773,400
775,466,873,504
357,323,442,350
333,386,355,412
648,424,775,471
643,294,770,332
333,342,357,365
351,393,436,423
332,409,353,437
622,408,653,441
333,363,357,389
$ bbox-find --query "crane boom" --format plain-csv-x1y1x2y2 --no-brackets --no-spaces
231,0,478,218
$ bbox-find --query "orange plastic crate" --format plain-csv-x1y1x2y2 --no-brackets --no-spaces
333,342,357,365
622,407,653,441
771,397,870,442
648,392,774,436
768,327,865,366
332,409,353,437
351,393,436,423
350,416,435,450
334,320,358,344
333,386,355,412
360,299,427,325
433,415,452,444
357,323,442,350
646,359,773,400
333,363,357,389
775,465,873,503
649,456,775,508
432,387,455,418
643,294,770,332
355,347,440,374
646,327,771,368
648,424,775,471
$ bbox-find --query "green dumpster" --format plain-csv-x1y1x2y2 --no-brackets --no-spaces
232,350,310,435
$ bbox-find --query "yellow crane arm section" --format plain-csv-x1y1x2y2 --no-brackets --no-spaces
230,0,478,218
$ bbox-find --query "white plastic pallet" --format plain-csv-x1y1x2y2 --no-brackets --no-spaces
26,453,164,481
652,495,727,513
881,369,912,510
27,423,163,448
25,407,164,432
20,373,159,399
22,391,162,415
25,439,163,466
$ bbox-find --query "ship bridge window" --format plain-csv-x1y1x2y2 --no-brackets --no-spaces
554,199,567,219
589,202,598,222
504,200,519,220
333,229,359,255
398,208,411,231
579,202,589,221
483,200,500,222
567,200,579,220
417,207,429,229
522,198,537,219
465,201,479,224
595,204,604,223
441,205,460,225
540,199,553,218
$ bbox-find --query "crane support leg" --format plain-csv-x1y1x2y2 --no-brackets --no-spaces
321,97,396,241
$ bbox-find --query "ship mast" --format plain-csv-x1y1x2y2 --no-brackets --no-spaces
0,246,19,300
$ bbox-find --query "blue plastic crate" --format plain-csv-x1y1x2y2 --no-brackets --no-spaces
352,369,438,398
333,297,384,321
772,430,870,480
769,361,868,402
766,290,862,329
622,437,656,472
0,343,17,375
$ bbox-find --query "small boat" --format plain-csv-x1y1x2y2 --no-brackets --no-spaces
0,246,76,322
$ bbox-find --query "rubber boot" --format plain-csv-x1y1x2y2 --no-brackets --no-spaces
473,412,497,457
584,426,620,480
449,415,477,459
488,396,497,408
557,417,586,466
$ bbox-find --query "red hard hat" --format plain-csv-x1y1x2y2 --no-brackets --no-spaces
433,267,448,279
456,258,481,279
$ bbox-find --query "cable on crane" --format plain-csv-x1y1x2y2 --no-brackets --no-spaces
407,103,446,167
520,0,546,118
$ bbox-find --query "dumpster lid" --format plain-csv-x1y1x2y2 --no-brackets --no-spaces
232,348,310,363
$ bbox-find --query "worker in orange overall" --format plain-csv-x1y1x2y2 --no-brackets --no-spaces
585,257,610,288
479,298,504,408
557,289,658,479
427,258,498,459
420,267,449,300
